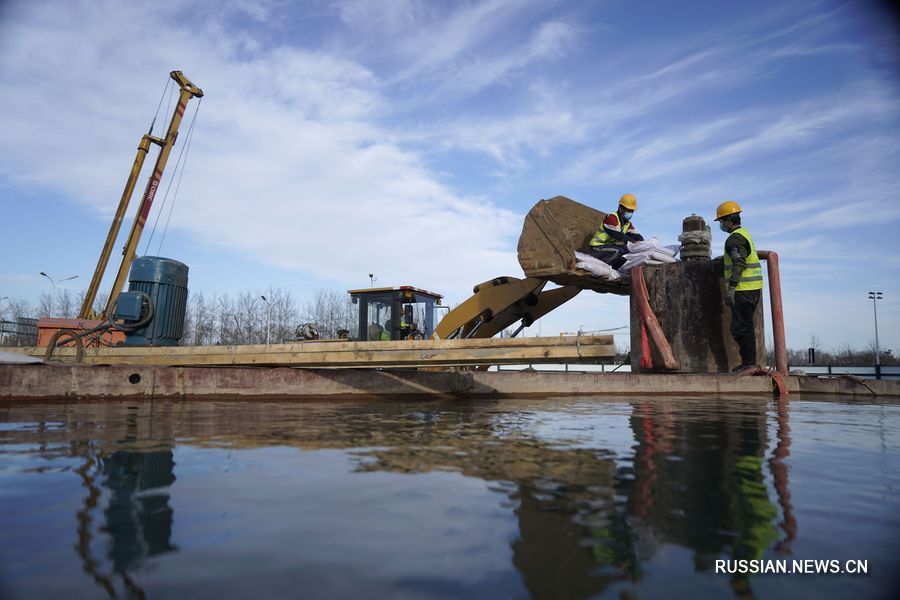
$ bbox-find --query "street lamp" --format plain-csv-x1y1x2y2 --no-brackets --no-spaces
39,272,79,317
0,296,7,346
369,273,377,288
868,291,883,380
261,295,272,346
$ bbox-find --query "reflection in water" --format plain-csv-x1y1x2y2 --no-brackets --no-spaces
769,397,797,555
622,399,783,597
348,407,631,598
66,406,178,599
103,450,177,569
1,396,898,599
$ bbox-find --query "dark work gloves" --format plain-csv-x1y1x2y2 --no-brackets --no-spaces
725,287,735,307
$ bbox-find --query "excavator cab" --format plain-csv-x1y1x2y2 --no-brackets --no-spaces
348,286,443,341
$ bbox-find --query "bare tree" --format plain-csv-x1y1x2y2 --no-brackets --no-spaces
5,298,36,321
263,287,299,343
832,341,855,366
0,298,37,347
303,289,354,339
38,292,52,317
179,287,302,346
56,289,76,318
184,291,217,346
809,334,823,352
216,294,241,345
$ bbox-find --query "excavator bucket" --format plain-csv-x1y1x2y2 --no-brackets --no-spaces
432,195,630,342
517,195,630,295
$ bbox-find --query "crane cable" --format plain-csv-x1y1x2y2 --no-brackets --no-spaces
143,97,202,255
148,73,173,136
156,98,201,255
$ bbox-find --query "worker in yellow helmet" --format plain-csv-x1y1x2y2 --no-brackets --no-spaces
587,193,644,268
715,200,764,372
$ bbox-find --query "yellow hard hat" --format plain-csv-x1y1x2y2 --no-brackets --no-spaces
715,200,742,220
619,194,637,210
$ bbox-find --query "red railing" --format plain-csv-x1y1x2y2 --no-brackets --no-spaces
758,251,788,377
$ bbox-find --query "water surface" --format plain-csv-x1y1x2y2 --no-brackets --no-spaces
1,395,898,599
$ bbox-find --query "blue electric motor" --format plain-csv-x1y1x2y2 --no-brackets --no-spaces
118,256,189,346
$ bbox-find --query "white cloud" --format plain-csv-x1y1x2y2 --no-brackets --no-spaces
0,0,521,301
389,0,540,83
407,102,586,169
1,0,898,352
426,19,575,98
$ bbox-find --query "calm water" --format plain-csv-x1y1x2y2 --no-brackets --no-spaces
1,396,898,599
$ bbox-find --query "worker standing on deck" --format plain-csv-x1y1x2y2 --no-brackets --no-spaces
714,201,763,372
588,194,644,269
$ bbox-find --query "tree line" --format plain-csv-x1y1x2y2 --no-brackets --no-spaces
0,288,355,346
0,289,895,365
766,334,897,367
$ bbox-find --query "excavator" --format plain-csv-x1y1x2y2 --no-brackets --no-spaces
431,195,627,340
334,196,622,345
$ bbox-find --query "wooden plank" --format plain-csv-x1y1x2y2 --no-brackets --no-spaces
10,335,615,368
19,335,613,356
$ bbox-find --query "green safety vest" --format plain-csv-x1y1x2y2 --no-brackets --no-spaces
590,214,632,246
724,227,763,291
380,318,408,341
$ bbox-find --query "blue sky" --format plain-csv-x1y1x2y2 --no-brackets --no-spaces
1,0,898,353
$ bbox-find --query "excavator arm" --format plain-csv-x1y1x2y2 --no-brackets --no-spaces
433,276,581,340
433,195,629,341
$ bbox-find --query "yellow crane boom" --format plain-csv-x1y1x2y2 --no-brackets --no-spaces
79,71,203,319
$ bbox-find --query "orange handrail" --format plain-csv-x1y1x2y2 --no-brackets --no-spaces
757,251,788,376
632,266,679,370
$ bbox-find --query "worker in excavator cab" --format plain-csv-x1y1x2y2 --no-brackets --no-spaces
400,305,415,338
587,193,644,269
715,200,763,373
383,307,418,341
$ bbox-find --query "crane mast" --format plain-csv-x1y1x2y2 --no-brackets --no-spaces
78,71,203,319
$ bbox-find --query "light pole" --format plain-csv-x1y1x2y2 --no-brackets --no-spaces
369,273,377,288
868,291,883,380
39,272,79,317
261,295,272,346
0,296,7,346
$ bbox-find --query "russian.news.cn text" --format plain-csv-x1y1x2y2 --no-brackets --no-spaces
715,559,868,575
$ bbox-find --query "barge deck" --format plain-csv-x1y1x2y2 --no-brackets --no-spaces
3,363,897,402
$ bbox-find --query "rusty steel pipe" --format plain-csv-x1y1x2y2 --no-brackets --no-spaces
632,266,679,371
758,250,788,377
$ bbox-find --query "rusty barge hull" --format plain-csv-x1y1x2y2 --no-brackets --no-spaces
2,364,897,402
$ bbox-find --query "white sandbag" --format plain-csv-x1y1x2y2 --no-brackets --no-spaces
627,238,659,254
619,249,674,271
619,252,650,271
627,238,678,258
650,249,677,263
574,252,621,280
